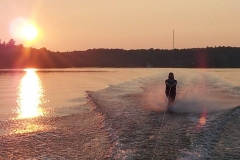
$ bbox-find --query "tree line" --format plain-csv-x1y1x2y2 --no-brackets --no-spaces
0,39,240,68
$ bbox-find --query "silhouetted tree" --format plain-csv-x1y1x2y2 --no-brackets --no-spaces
7,39,15,46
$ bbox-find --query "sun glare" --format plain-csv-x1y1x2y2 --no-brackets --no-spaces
21,24,38,40
10,18,39,42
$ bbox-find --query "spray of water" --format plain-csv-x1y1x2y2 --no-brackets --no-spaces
143,71,240,113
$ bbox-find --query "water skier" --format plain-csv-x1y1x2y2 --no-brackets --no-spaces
165,72,177,104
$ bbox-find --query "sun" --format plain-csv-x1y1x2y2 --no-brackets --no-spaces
21,24,38,41
10,18,39,42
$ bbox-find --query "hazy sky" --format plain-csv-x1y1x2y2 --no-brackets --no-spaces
1,0,240,51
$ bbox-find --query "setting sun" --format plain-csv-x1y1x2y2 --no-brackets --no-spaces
21,24,38,40
10,17,39,42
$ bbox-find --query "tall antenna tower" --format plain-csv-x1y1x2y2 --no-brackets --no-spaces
173,30,175,49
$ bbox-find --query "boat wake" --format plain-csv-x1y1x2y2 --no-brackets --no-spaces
87,70,240,159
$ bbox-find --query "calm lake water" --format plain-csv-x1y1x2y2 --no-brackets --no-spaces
0,68,239,159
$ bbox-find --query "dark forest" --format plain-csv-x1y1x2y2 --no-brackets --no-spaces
1,39,240,68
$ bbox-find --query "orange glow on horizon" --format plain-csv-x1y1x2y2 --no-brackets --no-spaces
2,1,240,51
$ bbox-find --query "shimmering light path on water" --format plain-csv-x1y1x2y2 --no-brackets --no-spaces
16,69,44,119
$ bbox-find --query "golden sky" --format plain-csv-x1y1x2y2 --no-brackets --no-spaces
1,0,240,51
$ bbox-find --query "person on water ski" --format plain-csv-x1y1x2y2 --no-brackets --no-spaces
165,72,177,103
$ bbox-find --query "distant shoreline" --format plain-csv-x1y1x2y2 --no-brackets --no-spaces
1,44,240,68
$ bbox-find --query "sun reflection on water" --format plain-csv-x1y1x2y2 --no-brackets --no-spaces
17,69,44,119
